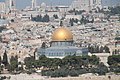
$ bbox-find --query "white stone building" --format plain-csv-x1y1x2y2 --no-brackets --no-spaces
31,0,37,9
69,0,102,11
0,2,5,13
5,0,16,13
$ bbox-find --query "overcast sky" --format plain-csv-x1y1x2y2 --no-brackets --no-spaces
0,0,120,9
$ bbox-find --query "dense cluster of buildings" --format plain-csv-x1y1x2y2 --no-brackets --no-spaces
70,0,102,11
0,0,102,13
0,0,120,66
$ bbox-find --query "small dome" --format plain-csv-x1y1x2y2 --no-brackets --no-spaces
52,27,73,41
41,2,46,7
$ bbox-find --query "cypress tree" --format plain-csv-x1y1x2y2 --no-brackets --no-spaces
60,21,63,26
2,50,8,67
0,56,1,65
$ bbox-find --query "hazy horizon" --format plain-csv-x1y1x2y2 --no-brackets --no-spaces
0,0,120,9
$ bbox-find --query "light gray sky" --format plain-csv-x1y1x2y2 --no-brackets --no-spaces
0,0,120,9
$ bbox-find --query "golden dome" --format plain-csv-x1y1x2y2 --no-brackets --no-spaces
52,27,73,41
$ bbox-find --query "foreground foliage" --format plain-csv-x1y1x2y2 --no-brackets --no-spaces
108,55,120,74
24,55,109,77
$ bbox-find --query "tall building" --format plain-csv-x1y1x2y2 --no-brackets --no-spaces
5,0,16,13
70,0,90,11
69,0,102,11
0,2,6,13
38,27,88,58
93,0,102,9
11,0,16,10
31,0,37,9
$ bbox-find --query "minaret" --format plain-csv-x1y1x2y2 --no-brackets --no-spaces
32,0,36,9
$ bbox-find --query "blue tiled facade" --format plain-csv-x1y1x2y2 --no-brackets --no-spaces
37,41,88,58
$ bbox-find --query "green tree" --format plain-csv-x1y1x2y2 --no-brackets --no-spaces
62,55,83,69
9,56,18,72
80,16,88,24
68,69,79,77
88,45,94,53
36,15,42,22
31,14,36,21
39,55,47,60
69,19,74,26
39,55,102,77
104,46,110,53
60,21,63,26
119,16,120,21
11,19,14,22
50,58,62,69
0,56,1,65
107,55,120,73
41,42,46,49
99,46,104,53
53,14,58,19
89,55,99,65
81,55,90,68
108,55,120,65
52,68,68,77
42,68,68,77
24,56,35,69
109,6,120,15
0,56,2,74
34,55,51,68
97,62,108,75
2,50,8,67
0,66,1,74
42,14,50,22
91,62,108,75
75,19,78,23
96,46,100,53
109,64,120,73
